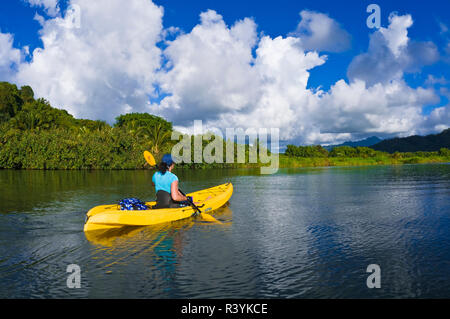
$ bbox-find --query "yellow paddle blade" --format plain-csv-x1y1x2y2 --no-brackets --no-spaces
200,213,222,224
144,151,156,166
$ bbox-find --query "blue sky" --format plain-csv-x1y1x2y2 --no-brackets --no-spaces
156,0,450,85
160,0,450,97
3,0,450,89
1,0,449,144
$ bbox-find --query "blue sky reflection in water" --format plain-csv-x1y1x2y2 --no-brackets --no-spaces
0,165,449,298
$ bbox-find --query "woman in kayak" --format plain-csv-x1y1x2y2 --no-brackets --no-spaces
152,154,188,208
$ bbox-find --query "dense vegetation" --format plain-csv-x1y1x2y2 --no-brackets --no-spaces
286,144,394,158
323,136,382,151
370,129,450,153
0,82,261,169
1,81,449,170
282,144,450,168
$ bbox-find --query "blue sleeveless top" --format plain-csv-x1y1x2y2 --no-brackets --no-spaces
152,171,178,194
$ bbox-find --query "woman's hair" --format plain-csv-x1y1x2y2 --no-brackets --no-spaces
158,161,169,174
158,154,174,174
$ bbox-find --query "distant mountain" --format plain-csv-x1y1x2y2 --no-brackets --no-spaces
370,128,450,153
324,136,382,151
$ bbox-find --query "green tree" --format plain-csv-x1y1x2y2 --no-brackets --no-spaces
285,145,328,157
9,99,76,130
114,113,172,132
74,119,108,131
439,148,450,156
20,85,34,103
138,122,172,155
329,146,357,157
0,82,23,122
355,147,377,158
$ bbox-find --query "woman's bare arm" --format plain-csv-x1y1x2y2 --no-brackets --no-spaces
171,180,187,202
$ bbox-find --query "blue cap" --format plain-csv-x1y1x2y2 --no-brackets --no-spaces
162,153,174,166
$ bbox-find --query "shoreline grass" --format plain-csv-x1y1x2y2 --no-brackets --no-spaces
278,154,450,169
1,154,448,171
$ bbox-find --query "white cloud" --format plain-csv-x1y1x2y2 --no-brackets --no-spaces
155,10,442,144
379,13,412,57
33,12,46,26
290,10,351,52
212,35,327,140
2,5,446,145
439,21,449,35
0,31,22,80
26,0,60,17
348,13,439,87
422,105,450,133
15,0,163,122
153,10,327,140
155,10,260,125
316,79,438,137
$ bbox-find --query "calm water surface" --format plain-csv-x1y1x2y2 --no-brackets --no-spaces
0,164,449,298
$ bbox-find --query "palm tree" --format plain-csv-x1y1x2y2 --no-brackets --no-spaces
121,119,140,136
10,111,40,130
138,123,171,155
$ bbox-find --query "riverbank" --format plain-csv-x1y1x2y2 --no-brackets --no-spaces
278,154,450,168
1,154,448,170
2,82,449,171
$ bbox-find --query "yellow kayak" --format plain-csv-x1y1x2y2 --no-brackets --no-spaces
84,183,233,232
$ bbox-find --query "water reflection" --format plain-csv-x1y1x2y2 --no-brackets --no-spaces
85,205,233,247
83,205,233,298
1,165,449,298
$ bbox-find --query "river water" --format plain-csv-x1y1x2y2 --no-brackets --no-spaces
0,164,449,298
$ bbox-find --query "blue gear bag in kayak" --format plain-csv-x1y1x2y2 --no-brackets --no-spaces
119,198,149,210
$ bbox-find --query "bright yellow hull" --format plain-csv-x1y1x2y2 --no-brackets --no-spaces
84,183,233,232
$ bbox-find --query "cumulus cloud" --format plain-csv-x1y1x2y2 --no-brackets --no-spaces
2,4,446,145
210,35,327,140
316,79,438,136
155,10,260,126
321,13,444,141
0,31,22,80
155,10,441,144
348,13,439,86
153,10,327,140
15,0,163,122
422,105,450,133
25,0,60,17
380,13,412,57
290,10,351,52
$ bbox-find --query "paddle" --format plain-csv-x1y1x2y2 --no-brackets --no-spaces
144,151,156,167
177,189,221,223
143,151,221,223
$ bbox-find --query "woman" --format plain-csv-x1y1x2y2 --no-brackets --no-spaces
152,154,188,208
